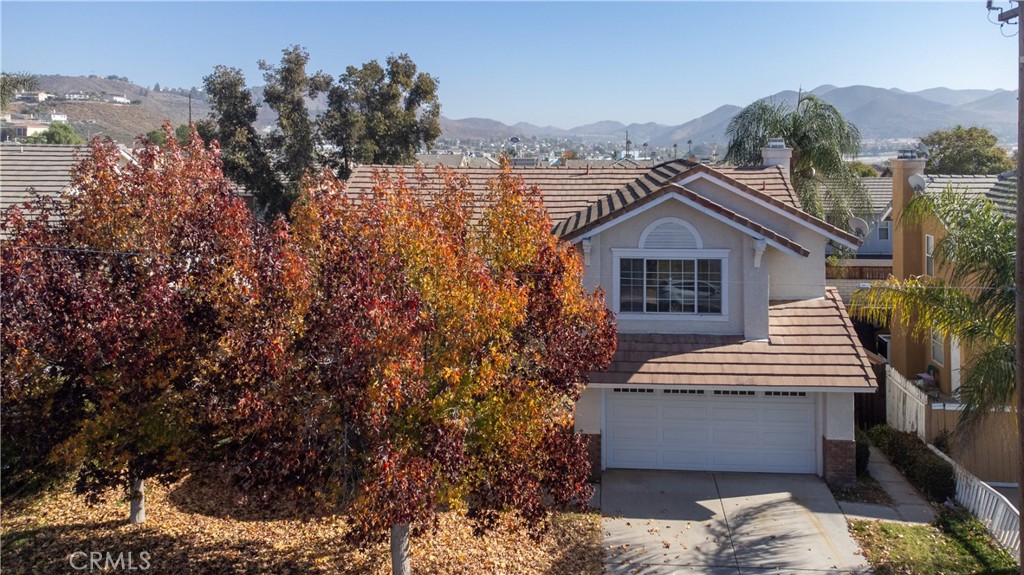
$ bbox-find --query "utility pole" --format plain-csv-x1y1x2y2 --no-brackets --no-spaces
997,3,1023,571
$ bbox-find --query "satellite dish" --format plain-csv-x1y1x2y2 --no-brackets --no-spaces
907,174,927,193
848,216,870,239
916,142,930,158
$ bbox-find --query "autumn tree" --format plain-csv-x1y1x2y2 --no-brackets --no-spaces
921,125,1014,175
206,163,614,575
1,125,258,523
321,54,441,176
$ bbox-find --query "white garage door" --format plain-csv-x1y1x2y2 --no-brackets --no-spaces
605,388,816,473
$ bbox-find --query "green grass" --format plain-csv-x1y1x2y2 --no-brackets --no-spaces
850,509,1018,575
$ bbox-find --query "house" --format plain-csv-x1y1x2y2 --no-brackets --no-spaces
63,92,90,101
104,94,131,105
0,143,89,228
348,142,876,486
15,91,54,103
39,112,68,123
880,157,1019,485
5,122,51,138
824,176,894,303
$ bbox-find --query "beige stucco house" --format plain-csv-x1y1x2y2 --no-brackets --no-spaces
348,145,876,486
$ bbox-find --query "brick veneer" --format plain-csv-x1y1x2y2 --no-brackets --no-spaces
583,433,601,479
823,438,856,487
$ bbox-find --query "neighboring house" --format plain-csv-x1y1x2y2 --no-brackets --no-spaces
63,92,91,101
15,91,54,103
881,157,1018,485
826,176,893,303
39,112,68,123
5,122,51,138
0,143,88,228
415,153,500,169
104,94,132,105
348,143,876,486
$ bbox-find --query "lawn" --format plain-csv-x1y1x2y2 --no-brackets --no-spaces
1,473,602,575
849,509,1018,575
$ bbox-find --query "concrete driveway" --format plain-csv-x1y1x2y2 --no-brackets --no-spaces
601,470,869,574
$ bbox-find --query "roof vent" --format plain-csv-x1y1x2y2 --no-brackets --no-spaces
767,137,786,149
897,149,918,159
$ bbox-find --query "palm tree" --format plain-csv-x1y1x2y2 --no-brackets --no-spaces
725,93,871,230
1,72,39,110
849,185,1015,423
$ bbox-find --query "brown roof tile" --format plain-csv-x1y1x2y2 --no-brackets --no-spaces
1,143,86,215
589,288,875,390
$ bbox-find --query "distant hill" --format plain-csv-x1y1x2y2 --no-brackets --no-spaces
9,76,1016,149
441,84,1017,148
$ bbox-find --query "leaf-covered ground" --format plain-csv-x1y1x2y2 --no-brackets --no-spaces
1,474,602,575
849,510,1017,575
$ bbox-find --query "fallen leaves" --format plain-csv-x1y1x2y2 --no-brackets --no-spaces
1,476,603,575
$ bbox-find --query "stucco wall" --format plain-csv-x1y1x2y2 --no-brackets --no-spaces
823,392,855,441
589,198,746,335
574,387,601,435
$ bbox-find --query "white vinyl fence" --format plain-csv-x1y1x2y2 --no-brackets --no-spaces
886,366,928,440
929,445,1020,557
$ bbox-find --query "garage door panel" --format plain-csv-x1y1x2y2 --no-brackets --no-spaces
610,447,659,467
660,425,710,444
710,405,759,421
609,424,658,442
761,429,815,447
610,402,659,420
662,405,709,421
606,390,816,473
661,449,712,467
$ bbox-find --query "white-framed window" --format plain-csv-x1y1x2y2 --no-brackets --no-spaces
878,221,891,241
613,248,729,319
925,234,935,276
930,330,944,366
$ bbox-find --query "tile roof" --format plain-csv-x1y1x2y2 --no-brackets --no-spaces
923,173,1017,219
1,143,85,215
554,162,858,247
347,163,654,225
347,160,859,247
589,288,875,391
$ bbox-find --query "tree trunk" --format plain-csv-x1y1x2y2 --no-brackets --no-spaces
129,476,146,524
390,523,411,575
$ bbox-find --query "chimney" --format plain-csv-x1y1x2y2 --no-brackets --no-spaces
890,152,927,281
760,137,792,175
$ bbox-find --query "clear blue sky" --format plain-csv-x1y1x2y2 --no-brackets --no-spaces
1,1,1018,128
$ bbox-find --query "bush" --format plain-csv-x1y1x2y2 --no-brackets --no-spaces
855,429,870,476
866,425,955,503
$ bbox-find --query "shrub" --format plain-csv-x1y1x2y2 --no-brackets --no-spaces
866,425,955,503
855,429,870,476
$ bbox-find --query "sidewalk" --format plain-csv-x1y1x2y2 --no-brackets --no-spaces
837,446,937,524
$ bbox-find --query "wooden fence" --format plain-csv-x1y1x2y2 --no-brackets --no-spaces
929,445,1020,558
886,366,1018,484
885,366,928,439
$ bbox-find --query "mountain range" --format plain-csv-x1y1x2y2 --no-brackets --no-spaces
441,84,1016,148
20,76,1016,149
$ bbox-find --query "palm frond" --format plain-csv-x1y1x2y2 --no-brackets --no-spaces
956,343,1016,427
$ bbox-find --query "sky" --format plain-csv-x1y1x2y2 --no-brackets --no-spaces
1,1,1019,128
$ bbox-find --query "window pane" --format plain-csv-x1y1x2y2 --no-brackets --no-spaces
619,258,644,312
696,259,722,314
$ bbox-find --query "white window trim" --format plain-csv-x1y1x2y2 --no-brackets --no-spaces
930,330,944,367
925,234,935,276
612,248,730,322
878,221,891,241
638,217,703,249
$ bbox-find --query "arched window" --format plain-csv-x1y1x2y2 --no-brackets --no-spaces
638,217,702,250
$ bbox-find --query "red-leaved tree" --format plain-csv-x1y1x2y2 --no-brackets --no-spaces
1,124,258,523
